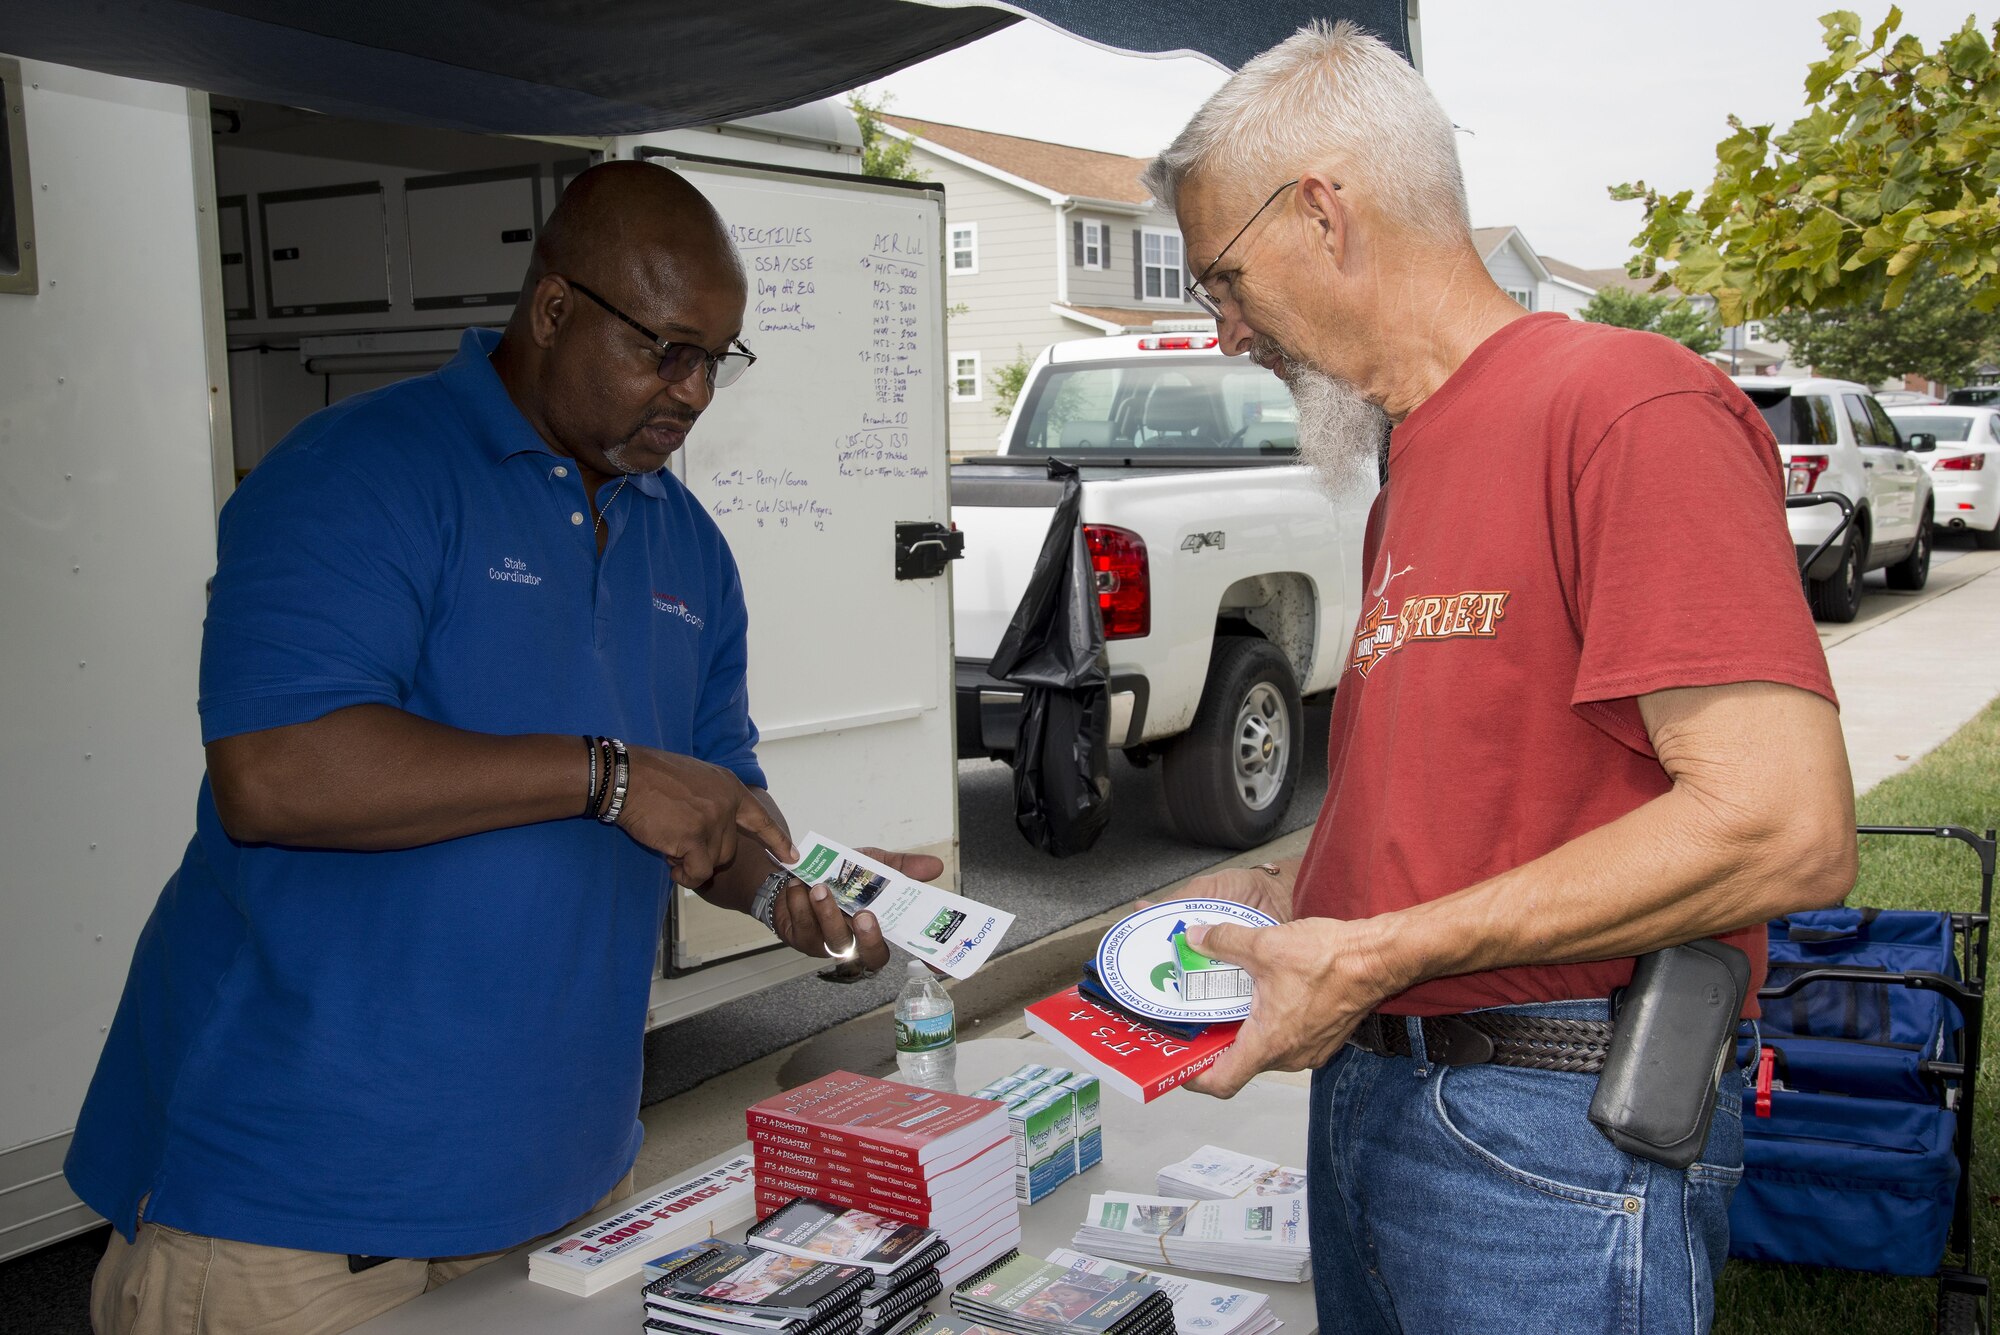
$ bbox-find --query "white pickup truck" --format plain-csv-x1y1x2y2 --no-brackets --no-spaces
951,333,1376,849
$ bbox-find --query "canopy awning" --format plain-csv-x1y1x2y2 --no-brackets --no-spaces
0,0,1410,136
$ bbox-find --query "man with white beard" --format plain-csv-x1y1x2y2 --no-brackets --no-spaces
1145,22,1855,1334
1254,333,1389,497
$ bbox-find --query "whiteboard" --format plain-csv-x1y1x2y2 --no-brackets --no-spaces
652,156,960,970
661,156,950,738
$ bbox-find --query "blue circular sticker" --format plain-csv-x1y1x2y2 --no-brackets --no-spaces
1093,899,1278,1024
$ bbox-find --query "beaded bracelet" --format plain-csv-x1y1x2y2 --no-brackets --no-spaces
598,737,630,825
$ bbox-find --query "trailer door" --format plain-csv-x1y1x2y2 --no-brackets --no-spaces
640,156,961,1025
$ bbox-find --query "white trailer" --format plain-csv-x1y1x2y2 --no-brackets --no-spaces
0,60,962,1262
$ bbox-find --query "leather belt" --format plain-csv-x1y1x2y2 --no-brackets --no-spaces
1349,1011,1613,1074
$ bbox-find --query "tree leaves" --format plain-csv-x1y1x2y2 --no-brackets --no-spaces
1578,286,1723,355
1761,263,2000,384
1614,10,1999,320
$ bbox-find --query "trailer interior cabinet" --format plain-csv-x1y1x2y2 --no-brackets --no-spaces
259,181,391,317
405,167,541,311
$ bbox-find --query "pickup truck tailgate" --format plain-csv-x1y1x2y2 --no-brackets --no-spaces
950,464,1064,661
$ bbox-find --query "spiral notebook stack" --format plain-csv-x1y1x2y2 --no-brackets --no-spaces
947,1248,1172,1335
747,1200,948,1335
639,1239,870,1335
1043,1248,1282,1335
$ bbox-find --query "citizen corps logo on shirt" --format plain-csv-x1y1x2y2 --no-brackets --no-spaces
1349,557,1511,679
651,591,705,630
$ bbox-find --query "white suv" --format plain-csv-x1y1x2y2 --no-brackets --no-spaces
1733,376,1936,622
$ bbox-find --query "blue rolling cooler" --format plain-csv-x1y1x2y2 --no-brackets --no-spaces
1729,825,1996,1334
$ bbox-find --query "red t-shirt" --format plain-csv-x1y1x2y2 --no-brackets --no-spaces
1292,312,1836,1015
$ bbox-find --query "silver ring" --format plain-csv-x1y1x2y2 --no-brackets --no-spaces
823,939,860,963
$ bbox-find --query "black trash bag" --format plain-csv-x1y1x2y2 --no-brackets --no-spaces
987,460,1112,857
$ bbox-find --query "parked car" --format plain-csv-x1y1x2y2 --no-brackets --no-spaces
951,333,1375,848
1887,406,2000,549
1947,386,2000,407
1733,376,1936,621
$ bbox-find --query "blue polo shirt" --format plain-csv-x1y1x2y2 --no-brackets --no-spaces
66,328,765,1257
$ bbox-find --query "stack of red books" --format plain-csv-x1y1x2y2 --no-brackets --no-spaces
745,1072,1021,1287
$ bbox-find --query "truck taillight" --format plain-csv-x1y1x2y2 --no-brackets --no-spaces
1084,524,1150,639
1137,335,1220,351
1787,453,1829,495
1935,453,1986,471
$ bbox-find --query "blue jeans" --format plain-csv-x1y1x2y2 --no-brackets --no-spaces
1307,999,1747,1334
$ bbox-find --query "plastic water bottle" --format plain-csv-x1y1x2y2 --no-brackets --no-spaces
894,959,957,1092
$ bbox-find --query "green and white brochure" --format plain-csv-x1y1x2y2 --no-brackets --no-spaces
784,832,1014,980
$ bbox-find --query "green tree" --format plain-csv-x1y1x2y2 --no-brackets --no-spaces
1612,8,2000,324
990,347,1032,419
847,89,924,182
1578,286,1722,355
1654,305,1724,355
1763,262,2000,383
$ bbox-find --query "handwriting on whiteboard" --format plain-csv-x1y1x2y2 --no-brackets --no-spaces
703,224,932,534
862,238,927,407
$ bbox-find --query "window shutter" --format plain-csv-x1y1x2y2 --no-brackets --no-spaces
1072,220,1084,267
1133,229,1144,299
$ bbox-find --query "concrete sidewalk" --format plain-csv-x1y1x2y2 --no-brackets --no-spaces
1822,543,2000,792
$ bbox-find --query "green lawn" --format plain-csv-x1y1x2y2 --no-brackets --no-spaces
1716,695,2000,1334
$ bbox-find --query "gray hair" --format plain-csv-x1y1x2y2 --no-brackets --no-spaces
1142,20,1469,246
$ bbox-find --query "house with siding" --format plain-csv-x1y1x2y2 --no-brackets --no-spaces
879,114,1213,454
878,114,1800,451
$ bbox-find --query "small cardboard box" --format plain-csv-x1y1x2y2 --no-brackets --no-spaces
1172,928,1253,1002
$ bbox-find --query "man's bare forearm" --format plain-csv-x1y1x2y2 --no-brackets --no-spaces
1357,782,1851,995
1348,683,1857,999
207,704,588,850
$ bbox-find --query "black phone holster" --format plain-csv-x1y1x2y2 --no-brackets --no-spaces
1587,939,1751,1169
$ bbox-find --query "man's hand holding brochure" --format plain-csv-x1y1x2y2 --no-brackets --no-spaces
783,834,1014,980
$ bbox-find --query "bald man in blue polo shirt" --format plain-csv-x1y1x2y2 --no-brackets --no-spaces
71,163,942,1335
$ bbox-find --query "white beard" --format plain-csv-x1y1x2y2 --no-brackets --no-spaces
1258,339,1389,496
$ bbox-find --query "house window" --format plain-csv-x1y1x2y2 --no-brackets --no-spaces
1505,288,1534,310
1081,221,1104,269
950,224,978,275
952,352,981,401
1744,321,1765,343
0,56,37,296
1141,228,1184,301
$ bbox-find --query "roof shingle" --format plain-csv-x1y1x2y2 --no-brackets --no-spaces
881,114,1154,205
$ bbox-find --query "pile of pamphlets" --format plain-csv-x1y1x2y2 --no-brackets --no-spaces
746,1072,1020,1287
967,1063,1101,1204
1071,1191,1309,1283
640,1240,870,1335
949,1248,1172,1335
1044,1248,1282,1335
747,1200,948,1335
528,1151,757,1296
1155,1146,1307,1203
